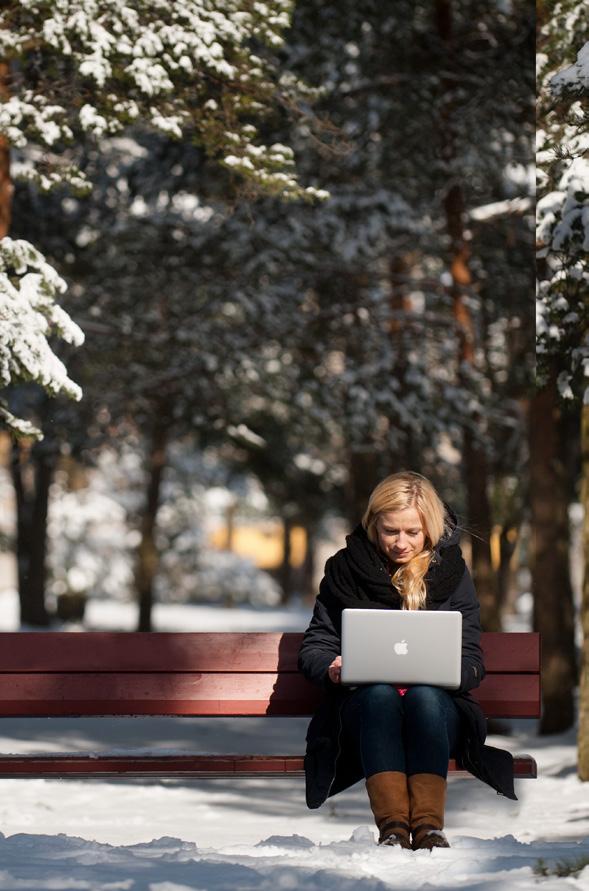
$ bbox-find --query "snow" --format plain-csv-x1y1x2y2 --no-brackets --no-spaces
1,1,329,435
2,0,323,201
0,237,85,438
469,197,533,222
0,592,587,890
536,24,589,406
551,42,589,95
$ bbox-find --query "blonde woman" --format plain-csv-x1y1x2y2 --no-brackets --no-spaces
298,471,516,851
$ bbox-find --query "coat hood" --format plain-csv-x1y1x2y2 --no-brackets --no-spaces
436,501,462,550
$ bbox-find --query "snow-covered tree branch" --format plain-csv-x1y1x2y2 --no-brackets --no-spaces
1,0,325,198
0,0,327,438
536,3,589,402
0,237,84,436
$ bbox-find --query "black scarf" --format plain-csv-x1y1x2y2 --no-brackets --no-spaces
319,510,466,611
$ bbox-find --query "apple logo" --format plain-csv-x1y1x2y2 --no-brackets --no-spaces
394,640,408,656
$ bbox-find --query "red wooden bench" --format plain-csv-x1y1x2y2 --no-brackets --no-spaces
0,631,540,779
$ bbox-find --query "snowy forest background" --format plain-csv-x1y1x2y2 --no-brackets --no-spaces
1,0,588,783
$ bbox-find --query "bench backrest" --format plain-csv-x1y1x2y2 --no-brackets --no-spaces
0,631,540,718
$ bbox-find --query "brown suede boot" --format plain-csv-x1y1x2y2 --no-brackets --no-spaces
408,773,450,851
366,770,411,849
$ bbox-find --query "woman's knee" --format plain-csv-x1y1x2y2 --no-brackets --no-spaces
403,684,450,717
351,683,402,715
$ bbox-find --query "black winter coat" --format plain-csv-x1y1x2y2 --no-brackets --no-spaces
297,518,517,809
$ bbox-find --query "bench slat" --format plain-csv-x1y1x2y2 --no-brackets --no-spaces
0,671,540,717
0,629,541,781
0,633,301,673
472,674,541,717
0,753,538,779
0,632,540,674
479,632,540,672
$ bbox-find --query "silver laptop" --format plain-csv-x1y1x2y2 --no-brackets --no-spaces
340,609,462,689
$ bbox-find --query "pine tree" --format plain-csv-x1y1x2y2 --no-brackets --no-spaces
5,0,536,631
536,0,588,740
0,0,324,437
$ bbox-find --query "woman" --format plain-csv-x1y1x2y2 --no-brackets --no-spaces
298,471,516,852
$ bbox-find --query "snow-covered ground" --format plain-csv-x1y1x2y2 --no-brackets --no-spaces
0,590,587,890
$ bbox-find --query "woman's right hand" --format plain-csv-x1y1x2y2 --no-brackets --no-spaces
328,655,342,684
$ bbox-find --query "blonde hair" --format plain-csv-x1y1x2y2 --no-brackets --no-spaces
362,471,447,610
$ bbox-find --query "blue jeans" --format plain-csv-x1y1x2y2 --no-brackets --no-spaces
340,684,461,779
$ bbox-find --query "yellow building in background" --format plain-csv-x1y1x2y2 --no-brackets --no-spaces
209,522,306,570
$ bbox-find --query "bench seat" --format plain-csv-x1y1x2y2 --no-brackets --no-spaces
0,630,541,780
0,753,538,779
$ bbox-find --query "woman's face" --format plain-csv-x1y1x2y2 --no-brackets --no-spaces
375,507,426,564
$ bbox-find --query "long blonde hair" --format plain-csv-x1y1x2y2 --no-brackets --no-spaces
362,471,447,610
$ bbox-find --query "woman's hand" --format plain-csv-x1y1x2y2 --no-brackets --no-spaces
328,655,342,684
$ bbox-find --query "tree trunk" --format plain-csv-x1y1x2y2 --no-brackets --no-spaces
136,419,168,632
345,256,415,526
444,184,501,630
497,521,519,616
10,441,53,626
463,429,501,630
388,253,415,469
530,375,577,733
0,61,12,238
435,2,501,630
278,514,293,604
225,500,236,550
302,521,317,602
347,449,382,526
578,401,589,778
3,62,50,626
